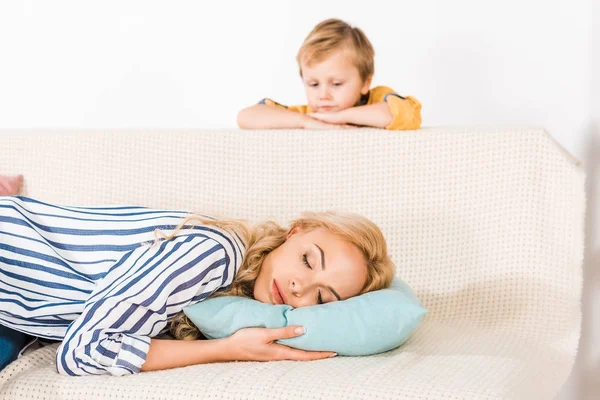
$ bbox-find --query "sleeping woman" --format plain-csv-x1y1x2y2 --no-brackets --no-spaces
0,196,394,376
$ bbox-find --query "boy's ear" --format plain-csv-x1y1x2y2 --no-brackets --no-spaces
360,76,373,95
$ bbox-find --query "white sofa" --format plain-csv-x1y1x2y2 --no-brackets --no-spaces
0,126,585,399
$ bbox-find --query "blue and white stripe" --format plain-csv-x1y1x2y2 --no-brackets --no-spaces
0,196,245,376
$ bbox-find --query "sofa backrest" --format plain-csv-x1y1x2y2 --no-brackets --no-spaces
0,127,585,321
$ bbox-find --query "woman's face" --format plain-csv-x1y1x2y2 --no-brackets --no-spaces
253,226,368,308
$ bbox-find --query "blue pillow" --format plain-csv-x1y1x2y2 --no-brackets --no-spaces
183,277,427,356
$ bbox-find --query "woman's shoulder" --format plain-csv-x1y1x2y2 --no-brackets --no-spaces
178,220,246,265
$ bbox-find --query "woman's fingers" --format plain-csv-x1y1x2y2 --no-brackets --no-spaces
272,344,337,361
229,326,337,362
267,326,337,360
266,325,306,341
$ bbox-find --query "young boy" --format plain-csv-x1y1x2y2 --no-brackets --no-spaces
237,18,422,130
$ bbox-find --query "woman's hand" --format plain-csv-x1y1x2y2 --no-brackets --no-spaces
224,326,337,361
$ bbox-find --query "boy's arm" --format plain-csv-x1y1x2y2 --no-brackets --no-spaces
340,102,394,129
309,103,393,129
237,104,356,129
309,93,422,130
237,104,311,129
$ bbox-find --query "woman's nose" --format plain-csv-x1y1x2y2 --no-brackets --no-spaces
288,278,316,307
290,278,301,295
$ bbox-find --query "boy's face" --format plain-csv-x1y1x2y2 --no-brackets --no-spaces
300,49,372,113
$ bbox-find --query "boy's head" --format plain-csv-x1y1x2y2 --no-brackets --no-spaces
296,19,375,113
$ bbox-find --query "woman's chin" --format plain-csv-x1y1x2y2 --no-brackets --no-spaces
252,283,269,304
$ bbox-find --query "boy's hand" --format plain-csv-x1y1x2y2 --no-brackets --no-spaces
303,115,356,130
308,110,350,125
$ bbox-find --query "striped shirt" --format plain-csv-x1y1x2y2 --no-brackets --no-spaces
0,196,246,376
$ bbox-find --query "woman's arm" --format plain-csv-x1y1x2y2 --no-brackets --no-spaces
56,236,232,376
141,338,229,371
142,325,336,371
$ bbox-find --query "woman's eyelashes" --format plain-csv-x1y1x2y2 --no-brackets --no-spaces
302,253,312,269
302,254,324,304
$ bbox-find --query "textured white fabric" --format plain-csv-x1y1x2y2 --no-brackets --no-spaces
0,126,585,399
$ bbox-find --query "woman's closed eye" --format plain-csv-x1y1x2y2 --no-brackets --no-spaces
302,254,312,269
302,254,324,304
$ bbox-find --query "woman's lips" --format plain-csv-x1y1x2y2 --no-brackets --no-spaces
272,279,287,305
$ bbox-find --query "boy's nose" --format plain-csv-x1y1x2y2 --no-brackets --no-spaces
319,87,331,100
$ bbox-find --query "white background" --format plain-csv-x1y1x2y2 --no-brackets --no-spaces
0,1,598,398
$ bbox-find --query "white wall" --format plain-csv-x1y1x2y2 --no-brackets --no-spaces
560,0,600,398
0,0,597,398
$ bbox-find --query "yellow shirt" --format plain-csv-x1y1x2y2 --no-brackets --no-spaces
258,86,422,130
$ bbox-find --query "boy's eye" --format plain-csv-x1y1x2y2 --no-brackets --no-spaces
333,82,343,86
309,83,318,87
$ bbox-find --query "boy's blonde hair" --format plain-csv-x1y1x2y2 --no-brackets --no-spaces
166,210,396,340
296,18,375,82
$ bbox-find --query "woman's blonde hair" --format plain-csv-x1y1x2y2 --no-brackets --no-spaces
296,18,375,82
166,210,395,340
